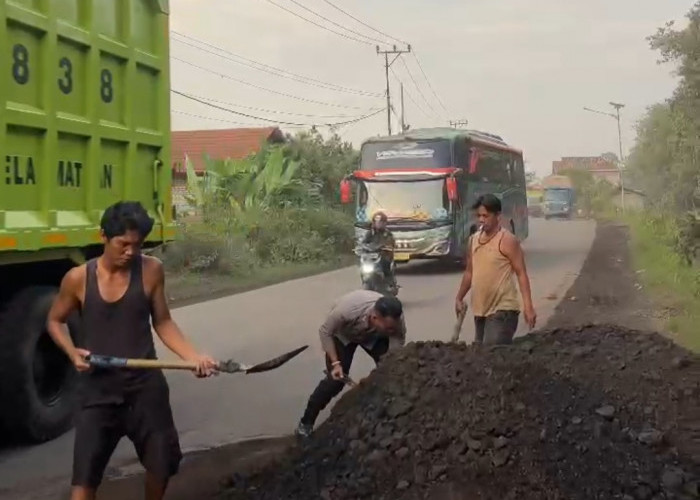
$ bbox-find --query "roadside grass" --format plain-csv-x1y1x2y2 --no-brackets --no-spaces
164,255,355,307
153,206,357,307
623,213,700,352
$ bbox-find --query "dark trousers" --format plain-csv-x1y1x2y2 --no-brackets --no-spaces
72,373,181,488
474,310,520,345
301,336,389,426
380,257,395,284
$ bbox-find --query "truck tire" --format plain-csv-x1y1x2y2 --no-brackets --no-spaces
0,286,83,443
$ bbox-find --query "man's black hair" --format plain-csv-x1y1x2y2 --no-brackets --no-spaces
100,201,154,240
471,193,502,214
374,295,403,320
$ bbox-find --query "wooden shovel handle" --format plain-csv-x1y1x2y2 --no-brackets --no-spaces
451,304,468,342
87,354,198,371
125,359,198,370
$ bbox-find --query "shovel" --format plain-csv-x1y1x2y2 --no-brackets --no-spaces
450,302,468,342
85,345,309,374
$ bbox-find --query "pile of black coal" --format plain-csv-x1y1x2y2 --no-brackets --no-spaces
220,325,700,500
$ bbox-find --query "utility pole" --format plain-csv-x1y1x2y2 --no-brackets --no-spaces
450,119,469,128
400,82,407,133
583,102,626,213
610,102,625,214
377,44,411,135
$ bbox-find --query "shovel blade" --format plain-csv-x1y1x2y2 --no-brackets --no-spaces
244,345,309,374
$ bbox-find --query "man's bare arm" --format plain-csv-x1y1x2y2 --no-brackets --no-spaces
501,233,534,311
455,235,474,302
46,268,84,360
149,258,201,361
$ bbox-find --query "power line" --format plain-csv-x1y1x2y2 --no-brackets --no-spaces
411,51,449,114
264,0,375,46
172,109,306,128
172,89,382,119
173,89,386,127
320,0,407,46
171,31,383,98
284,0,388,46
398,56,439,118
171,56,373,110
389,66,430,119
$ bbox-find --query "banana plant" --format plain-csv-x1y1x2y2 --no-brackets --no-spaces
184,146,314,214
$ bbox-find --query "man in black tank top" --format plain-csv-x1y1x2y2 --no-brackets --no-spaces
47,201,218,500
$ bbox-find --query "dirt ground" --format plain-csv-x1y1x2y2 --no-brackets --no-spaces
100,221,700,500
546,220,664,332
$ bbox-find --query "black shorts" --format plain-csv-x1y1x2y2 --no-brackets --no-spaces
474,310,520,345
71,374,182,489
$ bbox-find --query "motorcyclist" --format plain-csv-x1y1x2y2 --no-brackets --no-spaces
362,211,397,288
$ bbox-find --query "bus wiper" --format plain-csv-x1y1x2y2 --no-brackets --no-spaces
389,216,419,222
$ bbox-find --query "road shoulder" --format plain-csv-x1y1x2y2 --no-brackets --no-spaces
545,220,663,332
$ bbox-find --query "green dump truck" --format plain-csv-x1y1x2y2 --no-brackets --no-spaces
0,0,176,443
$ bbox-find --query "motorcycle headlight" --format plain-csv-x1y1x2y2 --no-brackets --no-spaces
361,263,375,274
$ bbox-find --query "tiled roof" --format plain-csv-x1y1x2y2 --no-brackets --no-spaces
171,127,285,174
552,156,617,174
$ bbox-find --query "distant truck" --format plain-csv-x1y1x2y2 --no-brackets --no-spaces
542,175,575,219
0,0,176,443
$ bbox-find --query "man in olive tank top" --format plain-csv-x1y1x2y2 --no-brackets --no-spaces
47,201,218,500
454,194,536,344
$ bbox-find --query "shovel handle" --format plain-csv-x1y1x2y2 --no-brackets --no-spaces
87,354,198,371
451,304,468,342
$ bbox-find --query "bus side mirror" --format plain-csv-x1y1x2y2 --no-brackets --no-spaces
446,177,458,202
340,178,352,204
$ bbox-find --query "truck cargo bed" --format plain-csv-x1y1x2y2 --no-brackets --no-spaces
0,0,175,255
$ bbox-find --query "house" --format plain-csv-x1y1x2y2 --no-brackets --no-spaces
171,126,286,175
552,156,622,186
170,127,286,215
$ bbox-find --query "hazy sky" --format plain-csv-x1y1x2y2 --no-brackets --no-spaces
169,0,691,177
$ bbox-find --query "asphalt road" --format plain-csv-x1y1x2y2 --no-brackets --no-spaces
0,218,595,499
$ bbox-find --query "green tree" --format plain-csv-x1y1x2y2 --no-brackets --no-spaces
635,3,700,213
624,2,700,264
280,129,359,207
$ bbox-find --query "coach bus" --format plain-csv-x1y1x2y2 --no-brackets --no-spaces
339,128,528,265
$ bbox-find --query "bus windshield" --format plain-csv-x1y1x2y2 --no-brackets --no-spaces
544,189,572,202
360,139,452,170
359,179,450,222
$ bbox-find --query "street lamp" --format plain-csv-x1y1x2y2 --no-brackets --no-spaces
583,102,625,212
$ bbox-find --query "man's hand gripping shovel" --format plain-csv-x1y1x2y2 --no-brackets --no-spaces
323,369,357,387
85,345,309,375
450,301,468,343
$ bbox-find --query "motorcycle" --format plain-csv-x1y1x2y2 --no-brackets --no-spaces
353,244,399,297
